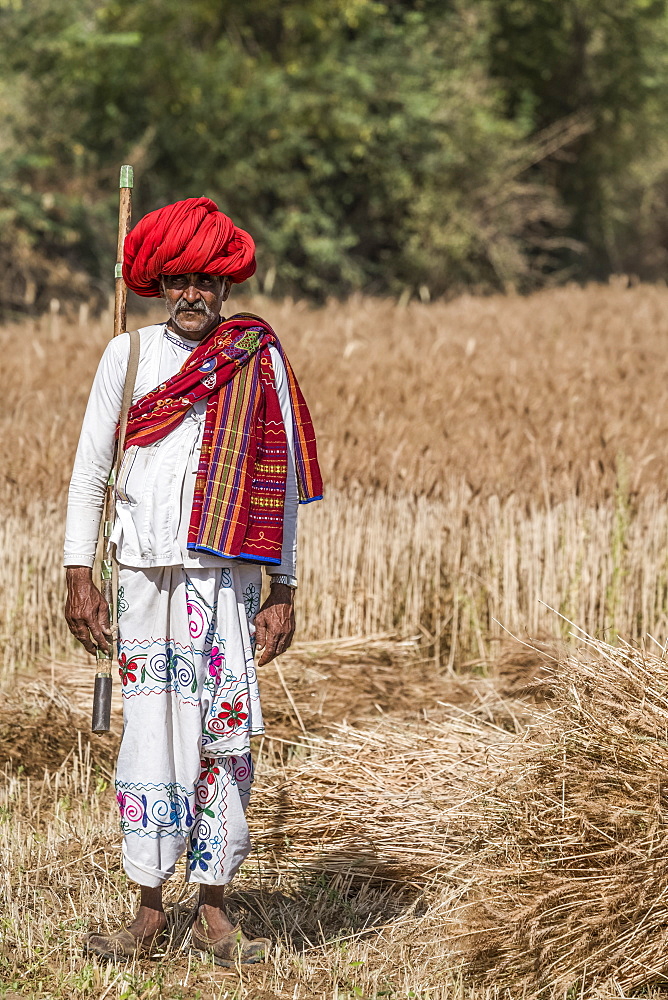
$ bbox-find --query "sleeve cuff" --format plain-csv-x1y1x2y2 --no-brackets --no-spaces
63,553,96,568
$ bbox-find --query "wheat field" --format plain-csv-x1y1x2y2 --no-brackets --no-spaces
4,283,668,997
4,281,668,669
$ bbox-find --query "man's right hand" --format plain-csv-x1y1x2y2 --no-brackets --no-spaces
65,566,112,656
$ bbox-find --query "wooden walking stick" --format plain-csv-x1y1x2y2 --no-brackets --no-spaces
91,164,134,735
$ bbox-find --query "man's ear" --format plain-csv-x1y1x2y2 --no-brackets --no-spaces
221,277,231,301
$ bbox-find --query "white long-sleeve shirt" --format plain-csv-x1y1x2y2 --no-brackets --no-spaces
64,323,299,577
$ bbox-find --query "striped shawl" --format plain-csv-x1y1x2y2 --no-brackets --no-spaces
122,314,323,563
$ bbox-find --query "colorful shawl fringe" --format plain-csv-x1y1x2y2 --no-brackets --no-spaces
122,314,323,564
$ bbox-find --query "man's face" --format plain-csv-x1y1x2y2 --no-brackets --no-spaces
161,272,230,339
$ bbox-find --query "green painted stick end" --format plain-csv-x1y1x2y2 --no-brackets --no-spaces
119,164,134,189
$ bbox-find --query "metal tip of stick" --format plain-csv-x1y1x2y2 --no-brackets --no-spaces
119,164,134,189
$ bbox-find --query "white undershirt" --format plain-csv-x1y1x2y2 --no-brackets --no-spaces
63,323,298,577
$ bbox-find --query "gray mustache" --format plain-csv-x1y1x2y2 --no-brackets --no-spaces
175,299,211,314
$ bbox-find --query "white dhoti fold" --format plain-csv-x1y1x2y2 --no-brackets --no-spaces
114,564,264,888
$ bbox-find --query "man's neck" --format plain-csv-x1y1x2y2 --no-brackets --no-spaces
165,317,222,342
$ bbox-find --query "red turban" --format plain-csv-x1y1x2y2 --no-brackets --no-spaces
122,197,256,297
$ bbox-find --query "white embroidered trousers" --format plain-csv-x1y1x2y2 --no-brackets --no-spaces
114,564,264,888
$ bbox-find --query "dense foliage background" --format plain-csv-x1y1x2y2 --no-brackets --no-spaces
1,0,668,310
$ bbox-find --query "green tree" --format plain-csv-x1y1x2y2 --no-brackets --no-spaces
488,0,668,277
3,0,668,310
0,0,557,306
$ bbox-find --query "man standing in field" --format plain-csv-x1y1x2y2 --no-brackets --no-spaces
63,197,322,963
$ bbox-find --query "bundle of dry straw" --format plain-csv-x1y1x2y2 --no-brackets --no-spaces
252,630,668,996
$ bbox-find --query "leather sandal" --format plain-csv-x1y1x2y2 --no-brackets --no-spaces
83,926,167,960
191,923,270,967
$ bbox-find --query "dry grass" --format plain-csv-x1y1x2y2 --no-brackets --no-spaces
6,478,668,670
4,283,668,668
252,629,668,997
4,285,668,997
0,640,502,1000
6,279,668,504
4,632,668,997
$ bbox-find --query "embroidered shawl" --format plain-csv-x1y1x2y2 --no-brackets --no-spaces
122,314,323,563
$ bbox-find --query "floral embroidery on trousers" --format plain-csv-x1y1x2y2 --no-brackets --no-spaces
115,564,263,887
